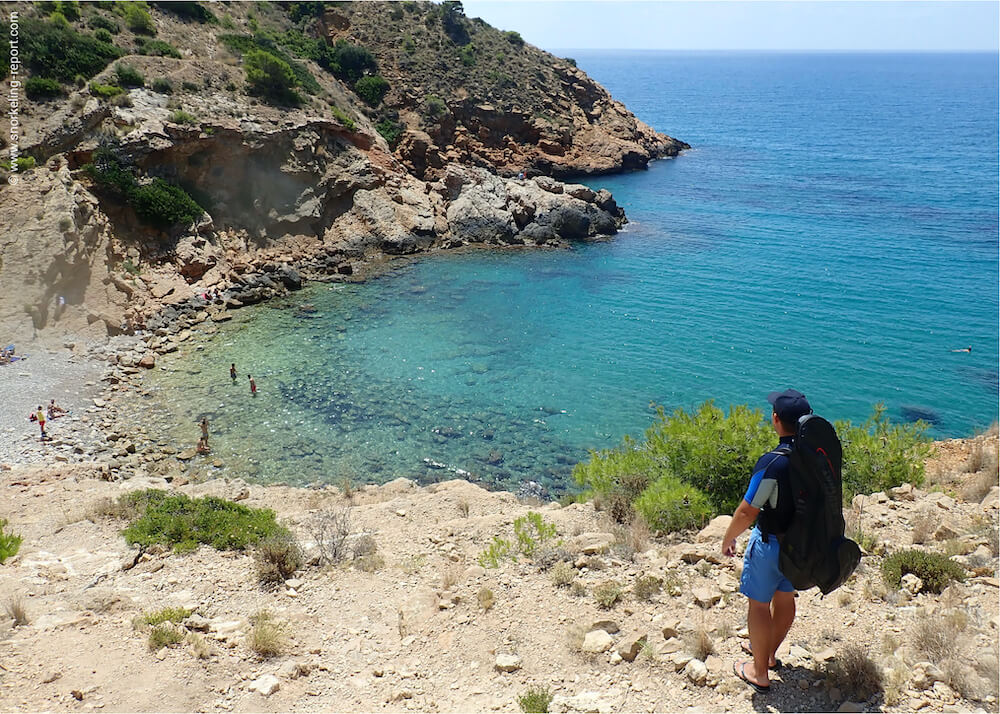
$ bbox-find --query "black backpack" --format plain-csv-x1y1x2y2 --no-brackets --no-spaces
771,414,861,595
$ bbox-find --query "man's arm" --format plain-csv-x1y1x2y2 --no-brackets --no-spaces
721,499,760,557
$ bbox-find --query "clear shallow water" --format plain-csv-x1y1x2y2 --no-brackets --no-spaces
146,52,999,492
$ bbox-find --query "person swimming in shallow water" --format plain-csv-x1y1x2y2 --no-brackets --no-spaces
951,346,972,353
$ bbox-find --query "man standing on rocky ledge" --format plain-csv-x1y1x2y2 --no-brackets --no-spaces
721,389,814,693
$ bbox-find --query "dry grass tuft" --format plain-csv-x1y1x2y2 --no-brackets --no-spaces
961,469,997,503
910,508,939,544
824,644,883,701
685,628,715,660
4,595,28,626
592,580,623,609
247,611,286,658
456,500,470,518
911,612,960,662
715,620,735,642
439,563,463,591
477,587,495,611
186,632,213,659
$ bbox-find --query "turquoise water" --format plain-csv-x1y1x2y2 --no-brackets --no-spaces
147,52,999,493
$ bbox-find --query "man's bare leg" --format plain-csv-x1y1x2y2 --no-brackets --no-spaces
746,599,773,686
769,591,796,664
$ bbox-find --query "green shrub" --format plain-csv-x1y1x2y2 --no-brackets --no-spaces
37,1,81,21
550,560,575,587
330,106,355,130
518,686,553,714
0,519,22,564
1,157,38,172
424,94,447,119
138,38,181,58
139,607,192,626
881,549,966,594
478,512,559,567
376,119,403,148
459,45,476,67
129,179,205,228
148,624,184,649
25,77,63,99
354,74,389,107
21,16,123,82
124,2,157,35
89,81,124,98
563,57,576,67
115,63,144,87
838,403,932,499
93,28,114,43
633,474,713,533
87,14,121,34
167,109,197,124
504,30,524,46
151,77,173,94
247,611,286,657
219,32,321,95
329,40,377,83
120,489,284,552
181,80,199,92
243,48,300,105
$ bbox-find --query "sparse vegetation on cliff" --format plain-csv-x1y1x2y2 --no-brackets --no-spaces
21,15,123,82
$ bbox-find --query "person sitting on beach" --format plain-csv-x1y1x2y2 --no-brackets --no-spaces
196,436,211,454
47,399,67,419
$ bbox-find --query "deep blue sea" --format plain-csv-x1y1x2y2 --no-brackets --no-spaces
147,52,1000,491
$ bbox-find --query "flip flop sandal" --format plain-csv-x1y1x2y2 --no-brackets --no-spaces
740,641,782,669
734,660,770,694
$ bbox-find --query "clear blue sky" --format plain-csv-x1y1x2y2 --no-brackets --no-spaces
460,1,1000,51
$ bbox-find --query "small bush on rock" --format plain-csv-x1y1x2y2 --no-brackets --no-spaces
115,63,144,87
881,549,966,594
550,561,575,587
0,520,23,563
375,119,403,148
254,533,303,587
518,686,553,714
354,74,389,107
139,607,192,626
148,623,184,650
138,38,182,58
632,575,662,602
151,77,173,94
477,587,495,611
167,109,197,124
88,14,121,34
592,580,623,609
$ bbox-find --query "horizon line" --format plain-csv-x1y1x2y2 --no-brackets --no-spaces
546,47,1000,53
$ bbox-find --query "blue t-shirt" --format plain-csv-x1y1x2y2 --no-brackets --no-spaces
743,435,794,511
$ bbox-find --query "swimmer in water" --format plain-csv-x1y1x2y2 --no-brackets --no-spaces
951,346,972,353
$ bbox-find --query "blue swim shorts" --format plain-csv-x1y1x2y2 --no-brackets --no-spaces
739,527,795,603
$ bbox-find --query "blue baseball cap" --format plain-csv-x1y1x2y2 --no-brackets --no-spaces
767,389,812,424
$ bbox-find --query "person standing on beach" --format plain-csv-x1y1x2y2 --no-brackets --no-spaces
230,363,237,382
35,405,47,439
722,389,813,693
248,374,257,395
199,417,210,444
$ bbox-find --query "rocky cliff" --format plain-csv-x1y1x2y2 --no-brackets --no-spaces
0,1,686,344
